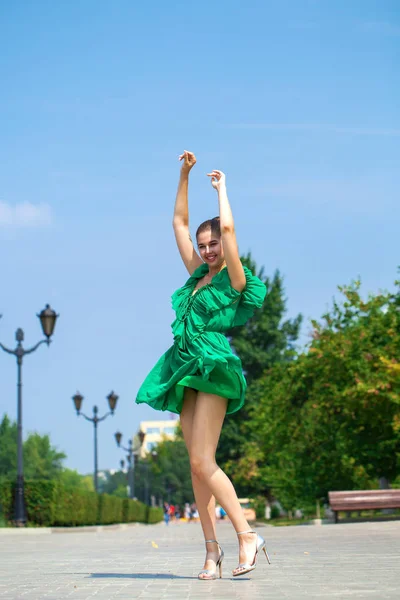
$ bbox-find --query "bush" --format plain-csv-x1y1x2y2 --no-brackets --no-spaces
123,498,148,523
270,505,281,519
0,479,13,523
0,479,162,526
53,485,98,526
0,479,58,526
147,506,163,524
97,493,124,524
24,480,57,526
250,496,266,519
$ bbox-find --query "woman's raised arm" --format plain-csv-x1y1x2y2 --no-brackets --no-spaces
207,169,246,292
173,151,203,275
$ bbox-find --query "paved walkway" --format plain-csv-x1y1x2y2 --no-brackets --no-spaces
1,520,399,599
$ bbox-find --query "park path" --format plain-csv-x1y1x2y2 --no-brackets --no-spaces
1,519,399,599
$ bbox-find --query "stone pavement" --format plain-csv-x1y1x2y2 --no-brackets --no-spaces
1,520,400,599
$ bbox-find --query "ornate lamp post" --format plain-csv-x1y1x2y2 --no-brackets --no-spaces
72,391,118,493
0,305,58,526
114,430,145,499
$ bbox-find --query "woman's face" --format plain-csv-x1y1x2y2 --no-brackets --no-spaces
197,229,224,268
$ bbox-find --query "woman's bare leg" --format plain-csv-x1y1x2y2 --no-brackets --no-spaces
180,387,219,578
189,392,258,575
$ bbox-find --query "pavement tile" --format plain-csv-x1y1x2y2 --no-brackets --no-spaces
1,520,400,599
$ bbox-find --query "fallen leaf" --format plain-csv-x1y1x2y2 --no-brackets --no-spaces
304,551,309,555
151,541,159,548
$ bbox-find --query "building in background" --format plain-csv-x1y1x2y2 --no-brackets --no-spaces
139,418,179,457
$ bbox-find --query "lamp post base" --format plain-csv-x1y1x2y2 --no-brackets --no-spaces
14,475,27,526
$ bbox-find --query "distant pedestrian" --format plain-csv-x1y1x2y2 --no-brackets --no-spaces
190,502,197,521
163,502,170,526
184,503,191,521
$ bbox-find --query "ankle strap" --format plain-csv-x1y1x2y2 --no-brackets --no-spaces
205,539,218,543
237,530,256,535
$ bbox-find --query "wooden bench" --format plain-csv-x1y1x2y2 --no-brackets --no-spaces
328,490,400,523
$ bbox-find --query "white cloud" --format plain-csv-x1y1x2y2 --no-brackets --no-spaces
0,202,53,228
226,123,400,136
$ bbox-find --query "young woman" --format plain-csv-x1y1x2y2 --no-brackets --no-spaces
136,151,269,579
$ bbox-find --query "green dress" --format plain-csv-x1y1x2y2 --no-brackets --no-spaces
135,264,267,415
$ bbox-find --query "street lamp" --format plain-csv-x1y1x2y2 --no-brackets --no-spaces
72,390,118,493
0,305,58,526
114,430,145,499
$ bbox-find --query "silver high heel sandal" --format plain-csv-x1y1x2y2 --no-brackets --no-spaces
232,529,271,577
198,539,224,580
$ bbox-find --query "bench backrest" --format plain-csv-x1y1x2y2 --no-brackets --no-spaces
329,489,400,511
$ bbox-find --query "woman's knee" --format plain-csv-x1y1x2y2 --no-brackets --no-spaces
190,454,214,479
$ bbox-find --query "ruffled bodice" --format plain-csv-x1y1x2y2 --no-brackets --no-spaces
136,263,267,415
171,264,266,347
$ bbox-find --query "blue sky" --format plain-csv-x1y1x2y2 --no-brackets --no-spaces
0,1,398,475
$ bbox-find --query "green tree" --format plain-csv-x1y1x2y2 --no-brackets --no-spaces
135,438,193,506
100,469,129,496
0,415,17,478
58,468,95,492
229,253,302,383
217,254,302,487
233,276,400,509
23,433,66,479
0,414,66,480
112,483,129,498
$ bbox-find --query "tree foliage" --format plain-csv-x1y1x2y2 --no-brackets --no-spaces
230,276,400,509
0,416,92,493
228,252,302,383
99,469,129,497
0,415,66,480
135,438,193,506
217,253,302,482
0,415,17,478
59,468,95,492
23,433,66,480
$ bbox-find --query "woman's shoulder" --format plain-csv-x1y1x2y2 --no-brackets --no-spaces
211,264,267,323
212,265,264,293
232,266,267,325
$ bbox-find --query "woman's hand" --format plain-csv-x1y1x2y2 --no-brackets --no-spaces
179,150,197,173
207,169,226,192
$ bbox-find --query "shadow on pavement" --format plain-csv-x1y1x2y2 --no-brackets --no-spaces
90,572,199,580
55,572,252,581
